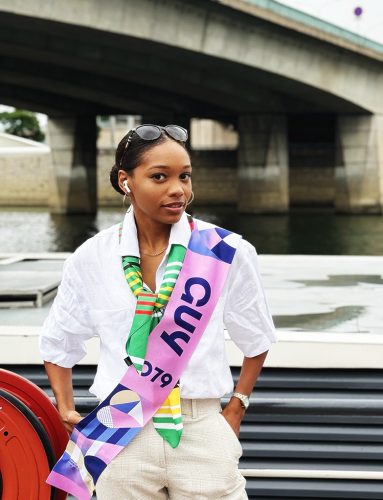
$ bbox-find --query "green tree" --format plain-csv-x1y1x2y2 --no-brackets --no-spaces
0,108,45,142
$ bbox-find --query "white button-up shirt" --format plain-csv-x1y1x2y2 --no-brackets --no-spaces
40,210,277,401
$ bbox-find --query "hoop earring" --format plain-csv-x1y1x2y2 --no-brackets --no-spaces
122,194,132,212
187,191,194,206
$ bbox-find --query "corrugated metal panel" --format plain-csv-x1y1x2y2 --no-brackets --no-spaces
245,478,383,499
5,365,383,499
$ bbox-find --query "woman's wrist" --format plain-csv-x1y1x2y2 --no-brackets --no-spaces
60,408,80,420
59,408,83,433
56,401,78,420
227,396,246,415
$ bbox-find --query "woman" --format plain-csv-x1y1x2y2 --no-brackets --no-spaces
40,124,277,499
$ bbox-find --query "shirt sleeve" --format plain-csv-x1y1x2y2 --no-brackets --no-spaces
223,239,278,357
39,255,96,368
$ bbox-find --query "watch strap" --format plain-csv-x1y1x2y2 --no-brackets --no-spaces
232,392,250,410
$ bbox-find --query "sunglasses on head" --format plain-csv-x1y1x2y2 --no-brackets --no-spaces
119,124,188,168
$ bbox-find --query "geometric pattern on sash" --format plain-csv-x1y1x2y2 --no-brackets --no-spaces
187,227,237,264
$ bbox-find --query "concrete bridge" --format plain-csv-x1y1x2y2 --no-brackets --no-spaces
0,0,382,214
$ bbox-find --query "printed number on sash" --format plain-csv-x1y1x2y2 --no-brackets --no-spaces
141,360,173,387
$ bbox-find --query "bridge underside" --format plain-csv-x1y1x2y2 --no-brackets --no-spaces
0,10,382,214
0,11,368,117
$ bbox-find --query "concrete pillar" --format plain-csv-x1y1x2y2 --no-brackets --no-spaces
238,114,289,213
47,114,97,214
335,115,383,214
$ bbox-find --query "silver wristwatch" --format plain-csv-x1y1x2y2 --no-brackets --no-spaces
232,392,250,410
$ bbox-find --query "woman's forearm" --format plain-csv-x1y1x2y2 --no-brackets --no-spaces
221,350,268,436
44,361,75,412
44,361,83,431
234,350,268,396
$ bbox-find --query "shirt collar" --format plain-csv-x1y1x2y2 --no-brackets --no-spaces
116,208,192,257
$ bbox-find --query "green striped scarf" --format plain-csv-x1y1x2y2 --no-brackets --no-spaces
121,231,186,448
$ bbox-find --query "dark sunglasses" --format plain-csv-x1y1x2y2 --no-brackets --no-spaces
119,124,188,168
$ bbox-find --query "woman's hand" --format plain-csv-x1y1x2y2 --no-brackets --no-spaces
222,352,268,437
61,409,83,433
221,397,246,437
44,362,82,433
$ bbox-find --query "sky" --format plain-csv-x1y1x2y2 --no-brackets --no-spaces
275,0,383,44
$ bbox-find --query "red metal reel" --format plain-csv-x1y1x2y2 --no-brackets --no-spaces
0,369,68,457
0,369,68,500
0,391,52,500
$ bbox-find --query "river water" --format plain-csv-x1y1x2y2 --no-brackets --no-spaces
0,206,382,255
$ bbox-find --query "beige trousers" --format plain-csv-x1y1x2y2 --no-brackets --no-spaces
96,398,247,499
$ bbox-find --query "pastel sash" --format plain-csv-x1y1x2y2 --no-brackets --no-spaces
47,225,241,499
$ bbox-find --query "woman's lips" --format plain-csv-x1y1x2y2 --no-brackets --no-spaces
163,202,185,208
162,202,185,213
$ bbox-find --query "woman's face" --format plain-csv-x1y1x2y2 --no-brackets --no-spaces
119,139,192,225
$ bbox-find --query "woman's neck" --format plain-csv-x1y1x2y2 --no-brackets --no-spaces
134,211,171,252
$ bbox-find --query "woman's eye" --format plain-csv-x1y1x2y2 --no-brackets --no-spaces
180,173,192,180
151,173,166,181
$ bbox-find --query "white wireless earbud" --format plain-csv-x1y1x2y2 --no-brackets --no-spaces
123,180,131,194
